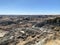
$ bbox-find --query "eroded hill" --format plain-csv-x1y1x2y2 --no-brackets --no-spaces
0,15,60,45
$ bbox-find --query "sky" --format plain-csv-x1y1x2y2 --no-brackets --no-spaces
0,0,60,15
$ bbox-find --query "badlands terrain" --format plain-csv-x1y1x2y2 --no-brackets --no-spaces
0,15,60,45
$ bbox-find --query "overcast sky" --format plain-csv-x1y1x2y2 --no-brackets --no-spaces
0,0,60,15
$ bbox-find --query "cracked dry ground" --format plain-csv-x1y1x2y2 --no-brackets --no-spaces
16,26,60,45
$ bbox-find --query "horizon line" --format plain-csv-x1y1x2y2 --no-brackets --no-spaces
0,14,60,15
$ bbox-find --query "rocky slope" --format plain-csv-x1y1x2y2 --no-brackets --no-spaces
0,16,60,45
